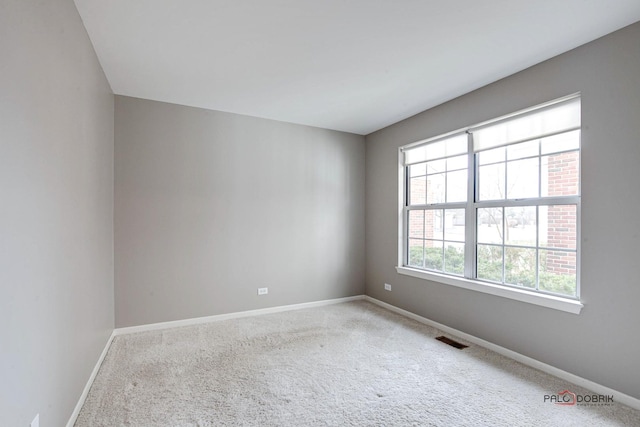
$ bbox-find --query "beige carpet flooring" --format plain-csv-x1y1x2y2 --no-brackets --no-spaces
76,301,640,426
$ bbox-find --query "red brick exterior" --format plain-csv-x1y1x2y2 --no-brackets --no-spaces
545,151,579,274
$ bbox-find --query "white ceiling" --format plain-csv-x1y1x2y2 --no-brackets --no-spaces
74,1,640,135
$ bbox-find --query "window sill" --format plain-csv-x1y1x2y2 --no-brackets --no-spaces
395,266,583,314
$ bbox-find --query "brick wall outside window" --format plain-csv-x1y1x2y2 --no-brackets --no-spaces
545,151,579,274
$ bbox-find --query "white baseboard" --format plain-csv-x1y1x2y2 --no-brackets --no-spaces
66,331,115,427
67,293,639,424
364,295,640,411
67,295,365,425
114,295,366,336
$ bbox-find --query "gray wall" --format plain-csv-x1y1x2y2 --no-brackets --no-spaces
0,1,114,426
365,22,640,399
115,96,365,327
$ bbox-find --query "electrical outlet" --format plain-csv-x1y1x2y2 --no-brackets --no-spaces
384,283,392,291
257,287,268,295
31,414,39,427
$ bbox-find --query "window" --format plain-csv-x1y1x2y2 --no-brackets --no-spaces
398,95,582,313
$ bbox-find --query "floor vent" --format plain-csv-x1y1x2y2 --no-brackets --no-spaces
436,336,468,349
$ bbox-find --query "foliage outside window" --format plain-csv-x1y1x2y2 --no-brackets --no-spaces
401,95,581,299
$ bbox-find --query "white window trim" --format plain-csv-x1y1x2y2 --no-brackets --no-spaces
397,94,583,315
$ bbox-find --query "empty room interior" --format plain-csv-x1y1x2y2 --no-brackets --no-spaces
3,1,640,426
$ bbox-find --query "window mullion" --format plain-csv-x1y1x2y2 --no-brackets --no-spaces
399,150,408,268
407,202,467,210
403,206,409,266
464,132,476,279
474,196,579,208
535,206,540,291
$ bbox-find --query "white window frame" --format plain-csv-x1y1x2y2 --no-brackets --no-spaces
396,94,584,314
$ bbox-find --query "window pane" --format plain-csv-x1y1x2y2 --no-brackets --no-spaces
425,140,446,160
409,177,426,205
447,154,467,171
473,97,580,151
408,210,424,239
541,130,580,154
426,159,446,174
541,151,579,197
478,147,505,165
425,240,443,271
429,133,468,159
446,170,467,203
408,239,424,267
426,173,445,204
477,208,503,244
444,134,468,157
539,205,577,249
405,146,426,164
479,163,505,200
539,249,577,296
444,209,465,242
444,242,465,275
504,247,536,288
506,158,539,199
505,206,536,247
477,245,503,282
425,209,443,240
410,163,426,177
507,139,539,160
405,134,468,164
